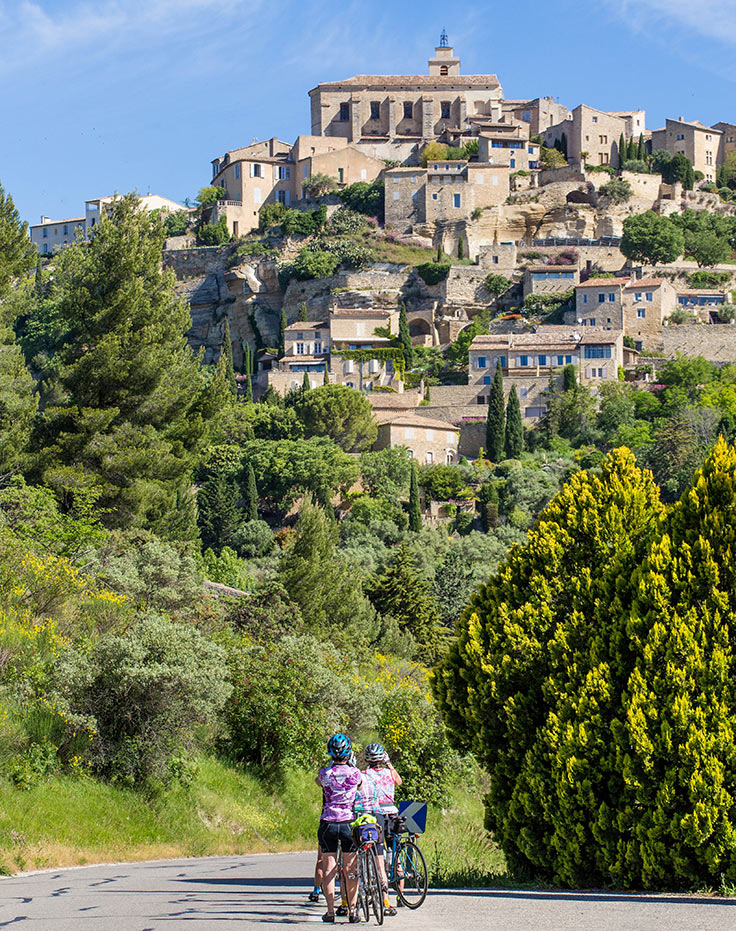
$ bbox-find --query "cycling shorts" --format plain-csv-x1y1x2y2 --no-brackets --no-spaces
318,820,357,854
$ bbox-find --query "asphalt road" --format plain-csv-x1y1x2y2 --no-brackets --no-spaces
1,851,735,930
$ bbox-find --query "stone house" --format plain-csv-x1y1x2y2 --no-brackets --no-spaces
501,97,572,137
307,38,503,162
267,307,401,395
30,215,85,254
650,119,721,184
523,265,579,298
712,122,736,164
675,288,732,324
573,277,678,349
572,277,626,328
545,105,632,167
374,412,459,465
477,125,540,171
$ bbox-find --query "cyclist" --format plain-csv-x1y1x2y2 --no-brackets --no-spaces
363,743,402,916
316,734,363,924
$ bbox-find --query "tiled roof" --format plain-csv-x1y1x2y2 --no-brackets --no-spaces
527,265,579,272
30,216,85,227
677,289,729,295
280,354,328,362
330,308,391,317
368,393,421,409
376,412,458,432
470,328,622,350
577,278,628,288
624,278,667,289
312,74,500,89
284,321,328,331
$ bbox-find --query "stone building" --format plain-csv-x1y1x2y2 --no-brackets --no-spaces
650,119,722,184
572,277,626,328
545,105,636,167
30,215,86,254
712,121,736,164
477,125,540,171
676,288,732,324
523,265,579,298
572,277,678,349
374,412,459,465
266,307,401,394
308,36,503,162
501,97,572,137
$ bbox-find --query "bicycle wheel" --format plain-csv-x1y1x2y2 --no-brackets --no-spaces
357,851,370,923
395,840,428,909
364,847,384,925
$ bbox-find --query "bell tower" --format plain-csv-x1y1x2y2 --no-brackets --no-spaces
428,30,461,76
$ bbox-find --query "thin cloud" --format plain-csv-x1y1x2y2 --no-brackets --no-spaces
607,0,736,47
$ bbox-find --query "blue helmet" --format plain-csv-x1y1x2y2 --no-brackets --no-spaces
327,733,352,761
364,743,386,764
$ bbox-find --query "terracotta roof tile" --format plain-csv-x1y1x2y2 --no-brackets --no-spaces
330,308,391,317
376,412,459,431
577,278,628,288
624,278,667,289
312,75,500,89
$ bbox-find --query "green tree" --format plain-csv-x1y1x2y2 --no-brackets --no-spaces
620,211,684,265
457,238,464,259
618,133,626,169
221,319,237,400
636,133,645,161
419,465,469,501
504,385,523,458
292,384,378,452
29,194,226,535
398,302,414,370
280,496,377,648
367,543,444,663
243,461,259,522
292,248,339,281
562,363,577,392
298,302,308,322
478,481,499,531
360,446,412,500
0,182,35,297
302,172,336,198
483,274,511,301
243,371,253,403
486,364,505,461
408,461,422,532
302,370,311,393
197,471,242,553
198,215,231,246
433,547,475,629
196,185,226,208
278,307,287,359
687,229,731,267
539,146,567,170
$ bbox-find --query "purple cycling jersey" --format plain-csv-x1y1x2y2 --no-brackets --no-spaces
317,764,362,822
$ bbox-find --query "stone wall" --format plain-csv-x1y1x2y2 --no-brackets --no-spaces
621,170,662,202
662,324,736,362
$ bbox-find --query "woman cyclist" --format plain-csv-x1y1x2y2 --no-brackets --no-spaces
316,734,363,924
363,743,402,916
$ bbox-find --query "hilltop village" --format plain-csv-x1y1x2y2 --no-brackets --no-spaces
31,35,736,462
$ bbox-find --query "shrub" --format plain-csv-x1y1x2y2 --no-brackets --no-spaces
621,159,650,174
230,519,274,558
259,203,290,230
235,240,276,260
416,262,450,286
339,181,384,221
302,173,336,197
198,215,232,246
598,178,632,204
282,206,327,237
315,236,373,268
687,270,731,288
324,207,368,235
292,248,339,281
55,614,230,787
419,465,469,502
163,210,191,237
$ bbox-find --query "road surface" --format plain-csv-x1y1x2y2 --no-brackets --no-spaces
1,851,734,929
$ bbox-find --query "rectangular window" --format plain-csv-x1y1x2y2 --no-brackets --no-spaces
520,387,528,398
476,356,487,369
582,294,588,304
566,355,573,364
634,292,642,301
314,342,322,354
590,318,596,326
339,102,350,121
498,356,507,369
637,308,646,319
557,355,564,365
441,101,451,119
338,168,344,183
608,293,615,302
250,163,263,178
646,292,653,302
453,193,461,208
598,293,605,303
446,431,455,443
361,169,367,180
403,101,413,120
370,101,380,120
63,224,68,234
538,355,547,365
525,407,544,418
425,451,433,464
278,166,290,180
592,116,598,123
295,343,306,355
519,355,529,366
393,191,400,201
432,193,438,200
43,228,48,237
277,190,287,204
234,164,241,179
482,375,491,385
584,345,613,359
492,175,498,186
426,430,434,442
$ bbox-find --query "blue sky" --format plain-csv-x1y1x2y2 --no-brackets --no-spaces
3,0,736,225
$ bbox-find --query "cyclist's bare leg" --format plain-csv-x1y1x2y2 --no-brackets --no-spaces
320,853,338,914
342,852,359,913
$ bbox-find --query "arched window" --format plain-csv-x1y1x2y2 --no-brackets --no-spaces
440,65,448,76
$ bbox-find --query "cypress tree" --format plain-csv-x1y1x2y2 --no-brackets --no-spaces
618,133,626,168
563,364,577,392
278,307,287,359
436,243,442,262
34,257,43,297
323,367,329,386
636,133,644,161
243,371,253,403
408,461,421,532
298,302,308,322
486,363,505,462
504,385,523,459
560,132,568,158
222,318,238,400
302,370,311,392
398,302,414,370
243,461,259,522
478,482,498,531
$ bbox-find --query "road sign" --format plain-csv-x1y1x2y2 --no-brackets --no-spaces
397,800,427,834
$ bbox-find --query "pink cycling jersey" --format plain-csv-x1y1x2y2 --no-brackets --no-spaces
369,766,398,814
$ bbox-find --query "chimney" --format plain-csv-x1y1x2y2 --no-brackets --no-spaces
41,215,50,223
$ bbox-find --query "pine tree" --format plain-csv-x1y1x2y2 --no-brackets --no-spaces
197,471,242,553
243,461,259,522
486,363,505,461
28,194,227,534
398,302,414,370
222,318,238,400
408,461,421,532
367,543,444,663
278,307,287,359
0,183,35,298
636,133,644,161
504,385,523,459
298,302,308,322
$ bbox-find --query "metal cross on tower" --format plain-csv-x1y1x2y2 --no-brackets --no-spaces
439,28,448,47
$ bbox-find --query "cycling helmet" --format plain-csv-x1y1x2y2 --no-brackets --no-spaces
327,733,352,761
364,743,386,764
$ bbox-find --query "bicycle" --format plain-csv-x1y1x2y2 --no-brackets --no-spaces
353,820,384,925
384,815,428,909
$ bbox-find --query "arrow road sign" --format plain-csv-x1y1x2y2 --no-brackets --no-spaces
397,800,427,834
